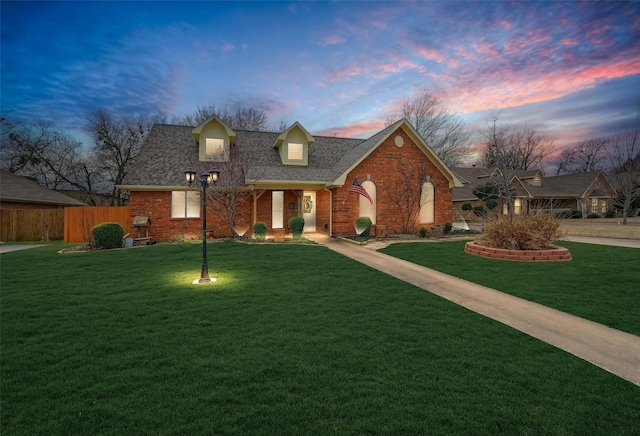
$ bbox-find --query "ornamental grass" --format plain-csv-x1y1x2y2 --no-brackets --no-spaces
477,213,563,250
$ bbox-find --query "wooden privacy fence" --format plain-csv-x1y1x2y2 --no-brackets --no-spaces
0,209,65,242
64,206,131,243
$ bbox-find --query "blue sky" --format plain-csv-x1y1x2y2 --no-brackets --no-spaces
2,0,639,160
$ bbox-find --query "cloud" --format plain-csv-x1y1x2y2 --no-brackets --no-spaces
329,65,367,83
312,119,386,139
320,34,345,46
221,41,236,53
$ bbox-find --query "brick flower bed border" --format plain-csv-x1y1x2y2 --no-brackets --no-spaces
465,241,571,262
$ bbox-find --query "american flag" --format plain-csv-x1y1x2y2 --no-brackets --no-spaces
348,179,373,204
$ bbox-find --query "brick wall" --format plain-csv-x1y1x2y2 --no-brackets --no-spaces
331,128,453,236
128,191,249,240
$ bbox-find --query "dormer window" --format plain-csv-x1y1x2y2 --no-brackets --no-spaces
274,122,315,166
206,138,224,161
192,116,236,163
288,143,304,161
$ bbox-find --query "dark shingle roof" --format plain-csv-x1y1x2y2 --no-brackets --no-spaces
122,119,463,189
451,167,614,201
525,171,610,198
0,170,86,206
122,123,370,187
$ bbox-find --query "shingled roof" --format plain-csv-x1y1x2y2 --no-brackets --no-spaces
525,171,614,198
451,167,615,202
0,170,86,206
120,119,462,189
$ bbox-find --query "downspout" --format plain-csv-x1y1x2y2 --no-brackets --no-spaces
323,185,332,237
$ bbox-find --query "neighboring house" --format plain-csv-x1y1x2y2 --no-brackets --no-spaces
0,170,86,209
452,167,617,218
55,189,116,206
118,117,463,240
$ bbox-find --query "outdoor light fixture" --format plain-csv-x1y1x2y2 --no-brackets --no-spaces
185,166,221,284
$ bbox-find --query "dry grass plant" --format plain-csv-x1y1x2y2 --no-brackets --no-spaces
478,213,563,250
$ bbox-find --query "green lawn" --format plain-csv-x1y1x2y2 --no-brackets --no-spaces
381,240,640,336
1,242,639,434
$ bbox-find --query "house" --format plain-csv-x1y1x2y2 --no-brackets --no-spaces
452,167,617,218
0,170,86,209
118,117,463,240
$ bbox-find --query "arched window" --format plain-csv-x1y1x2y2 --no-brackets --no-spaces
359,180,376,224
419,182,434,223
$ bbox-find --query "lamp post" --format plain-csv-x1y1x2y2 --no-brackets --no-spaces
185,166,220,284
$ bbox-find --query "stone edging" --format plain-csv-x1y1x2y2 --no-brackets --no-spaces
465,241,571,262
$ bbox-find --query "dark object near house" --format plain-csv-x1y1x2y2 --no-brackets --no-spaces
132,215,151,245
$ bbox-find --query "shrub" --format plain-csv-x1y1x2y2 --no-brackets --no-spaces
477,214,562,250
556,210,582,219
473,205,486,217
587,213,601,219
253,222,267,241
288,216,305,240
419,227,428,238
444,222,453,234
355,216,373,236
462,203,473,211
485,198,498,210
91,222,124,249
605,209,616,218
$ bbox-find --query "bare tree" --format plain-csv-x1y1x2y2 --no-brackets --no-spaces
556,137,608,175
385,160,430,233
172,103,285,132
205,146,253,237
479,114,552,171
386,91,472,166
87,110,162,205
0,118,108,204
605,120,640,224
478,115,523,217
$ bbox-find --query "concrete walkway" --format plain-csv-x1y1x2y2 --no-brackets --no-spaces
310,234,640,387
0,244,46,253
563,236,640,248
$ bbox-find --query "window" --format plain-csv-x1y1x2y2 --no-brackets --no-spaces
272,191,284,229
514,198,522,215
205,138,224,161
171,191,200,218
419,182,434,223
591,198,599,213
288,143,303,160
359,180,376,224
503,199,521,215
601,200,607,213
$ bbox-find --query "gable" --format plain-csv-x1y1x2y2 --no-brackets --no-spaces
330,120,463,189
192,116,236,162
273,122,315,166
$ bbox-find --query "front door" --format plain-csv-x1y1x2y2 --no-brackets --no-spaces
303,191,316,232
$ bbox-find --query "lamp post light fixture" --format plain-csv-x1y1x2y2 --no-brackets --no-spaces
184,166,220,284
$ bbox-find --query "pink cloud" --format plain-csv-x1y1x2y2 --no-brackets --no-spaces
447,57,640,114
313,119,386,138
496,19,513,30
415,47,445,63
560,37,579,47
329,65,365,82
221,41,235,53
472,42,501,60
